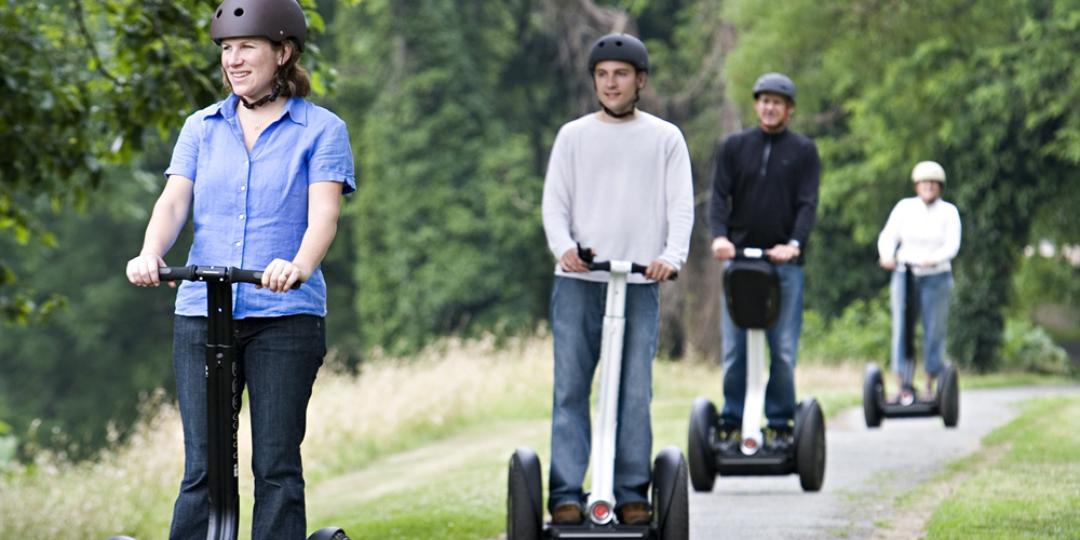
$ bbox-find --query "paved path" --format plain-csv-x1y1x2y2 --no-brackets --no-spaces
689,386,1079,539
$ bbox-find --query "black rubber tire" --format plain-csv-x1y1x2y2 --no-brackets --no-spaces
307,528,349,540
687,397,718,492
863,363,884,428
795,398,826,492
652,447,689,540
940,363,960,428
507,448,543,540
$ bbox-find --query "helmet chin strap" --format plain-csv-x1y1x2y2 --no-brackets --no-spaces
597,87,641,119
601,103,636,118
239,81,283,110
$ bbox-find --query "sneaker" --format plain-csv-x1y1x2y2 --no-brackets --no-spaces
764,426,794,453
551,503,583,525
715,422,741,453
617,502,652,525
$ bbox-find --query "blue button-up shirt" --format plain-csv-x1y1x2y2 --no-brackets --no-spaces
165,94,356,318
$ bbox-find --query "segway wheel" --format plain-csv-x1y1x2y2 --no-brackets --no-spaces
507,447,543,540
862,363,884,428
651,446,689,540
307,527,349,540
939,363,960,428
687,397,718,492
795,398,826,492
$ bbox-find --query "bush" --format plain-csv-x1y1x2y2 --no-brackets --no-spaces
1000,318,1073,376
801,291,892,365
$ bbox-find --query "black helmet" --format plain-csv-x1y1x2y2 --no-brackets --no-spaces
752,72,795,102
211,0,307,52
588,33,649,73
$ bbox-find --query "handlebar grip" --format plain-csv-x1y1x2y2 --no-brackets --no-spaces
232,268,302,289
230,268,265,285
159,266,196,281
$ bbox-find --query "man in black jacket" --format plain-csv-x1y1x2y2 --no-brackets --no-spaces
708,72,820,448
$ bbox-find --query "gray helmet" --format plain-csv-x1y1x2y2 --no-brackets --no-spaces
210,0,307,52
588,33,649,73
752,72,796,102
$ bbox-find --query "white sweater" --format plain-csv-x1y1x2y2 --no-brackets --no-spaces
877,196,962,276
542,111,695,283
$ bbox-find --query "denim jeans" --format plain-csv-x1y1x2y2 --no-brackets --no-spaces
720,263,804,429
170,315,325,540
890,270,952,379
548,276,660,511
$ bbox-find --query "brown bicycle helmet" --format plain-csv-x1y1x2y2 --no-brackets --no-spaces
210,0,307,51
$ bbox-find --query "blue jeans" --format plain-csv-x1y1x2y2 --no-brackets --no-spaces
720,264,803,429
170,315,325,540
548,276,660,511
890,270,952,379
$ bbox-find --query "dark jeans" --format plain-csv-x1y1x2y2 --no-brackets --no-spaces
170,314,325,540
720,263,804,429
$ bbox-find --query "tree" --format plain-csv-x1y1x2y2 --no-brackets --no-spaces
724,0,1080,370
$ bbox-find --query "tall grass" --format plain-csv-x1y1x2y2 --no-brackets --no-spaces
0,336,554,539
0,332,871,538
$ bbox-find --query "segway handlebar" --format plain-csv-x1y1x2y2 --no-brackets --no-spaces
159,266,301,289
734,247,767,260
576,244,678,280
732,247,797,264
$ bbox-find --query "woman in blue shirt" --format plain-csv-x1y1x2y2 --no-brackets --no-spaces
124,0,355,537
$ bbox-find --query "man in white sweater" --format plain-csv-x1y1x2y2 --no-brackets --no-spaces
877,160,962,403
541,33,694,527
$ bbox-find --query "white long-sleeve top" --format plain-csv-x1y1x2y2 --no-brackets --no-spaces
877,196,962,276
542,111,695,284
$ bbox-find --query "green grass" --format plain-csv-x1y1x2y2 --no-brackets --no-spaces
6,334,1071,539
0,337,866,539
958,371,1077,390
924,395,1080,539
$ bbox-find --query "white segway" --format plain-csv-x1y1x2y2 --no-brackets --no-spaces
688,248,825,492
863,263,960,428
507,246,689,539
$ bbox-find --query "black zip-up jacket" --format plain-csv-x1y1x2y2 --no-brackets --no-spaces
708,126,820,261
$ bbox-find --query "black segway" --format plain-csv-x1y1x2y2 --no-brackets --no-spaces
110,266,346,540
507,247,689,540
687,248,825,493
863,264,959,428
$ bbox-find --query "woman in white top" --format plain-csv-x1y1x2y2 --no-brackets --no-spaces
877,161,962,403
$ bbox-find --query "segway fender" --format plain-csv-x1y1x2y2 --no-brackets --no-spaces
652,447,682,514
651,446,689,539
307,527,349,540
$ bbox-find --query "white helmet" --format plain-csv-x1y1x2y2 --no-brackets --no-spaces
911,160,946,183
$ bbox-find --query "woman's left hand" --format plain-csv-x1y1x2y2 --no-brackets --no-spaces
260,258,311,292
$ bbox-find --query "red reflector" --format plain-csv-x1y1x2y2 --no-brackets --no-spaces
592,503,610,520
745,438,757,449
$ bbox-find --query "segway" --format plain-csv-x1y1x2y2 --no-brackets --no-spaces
110,266,347,540
507,246,689,539
863,264,959,428
687,248,825,493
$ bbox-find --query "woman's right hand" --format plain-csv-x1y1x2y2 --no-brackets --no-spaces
126,253,171,287
879,258,897,270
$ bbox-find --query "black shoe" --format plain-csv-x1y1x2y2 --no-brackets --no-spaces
763,426,794,454
716,420,741,454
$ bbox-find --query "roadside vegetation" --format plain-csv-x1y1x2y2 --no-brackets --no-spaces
2,329,1072,539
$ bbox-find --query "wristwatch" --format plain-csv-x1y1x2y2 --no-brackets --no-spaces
788,239,801,249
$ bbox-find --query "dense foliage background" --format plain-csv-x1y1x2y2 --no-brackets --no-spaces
1,0,1076,461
